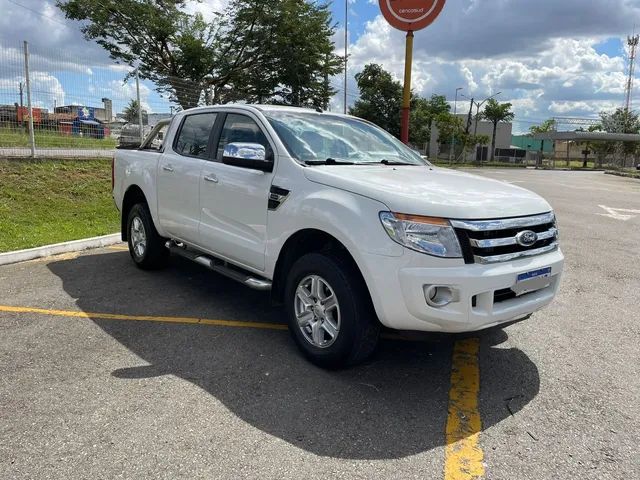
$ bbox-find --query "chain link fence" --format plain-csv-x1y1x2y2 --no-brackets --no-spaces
0,40,204,158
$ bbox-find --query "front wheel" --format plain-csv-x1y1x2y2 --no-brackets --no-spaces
285,252,380,368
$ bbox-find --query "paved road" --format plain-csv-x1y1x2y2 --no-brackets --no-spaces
0,169,638,479
0,147,113,158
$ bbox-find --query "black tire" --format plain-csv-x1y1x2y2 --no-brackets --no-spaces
285,252,380,369
126,203,169,270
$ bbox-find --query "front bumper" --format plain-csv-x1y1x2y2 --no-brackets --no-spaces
362,248,564,333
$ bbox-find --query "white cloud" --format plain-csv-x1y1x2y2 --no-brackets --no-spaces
343,4,639,132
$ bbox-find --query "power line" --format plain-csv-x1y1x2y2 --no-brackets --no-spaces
6,0,70,27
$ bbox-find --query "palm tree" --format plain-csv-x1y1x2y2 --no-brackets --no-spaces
122,99,147,125
483,99,515,161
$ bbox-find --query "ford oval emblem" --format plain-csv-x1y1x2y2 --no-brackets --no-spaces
515,230,538,247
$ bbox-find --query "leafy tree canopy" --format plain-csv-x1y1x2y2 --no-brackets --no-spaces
57,0,343,109
349,64,450,147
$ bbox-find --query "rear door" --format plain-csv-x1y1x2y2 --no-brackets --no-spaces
198,112,275,271
157,112,217,243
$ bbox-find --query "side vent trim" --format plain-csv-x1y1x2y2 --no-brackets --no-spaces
268,185,290,211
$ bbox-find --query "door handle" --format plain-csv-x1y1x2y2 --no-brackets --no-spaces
204,174,219,183
162,165,174,173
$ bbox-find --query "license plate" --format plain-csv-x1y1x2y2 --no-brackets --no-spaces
517,267,552,283
512,267,552,296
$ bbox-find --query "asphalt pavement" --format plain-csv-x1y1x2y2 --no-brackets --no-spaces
0,169,638,479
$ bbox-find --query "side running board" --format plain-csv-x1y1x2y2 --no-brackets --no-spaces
165,241,272,291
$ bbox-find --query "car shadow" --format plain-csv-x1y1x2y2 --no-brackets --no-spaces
47,250,540,460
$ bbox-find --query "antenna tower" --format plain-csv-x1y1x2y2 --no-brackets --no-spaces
624,34,639,112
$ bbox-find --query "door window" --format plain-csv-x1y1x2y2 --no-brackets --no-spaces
174,113,217,158
216,114,272,162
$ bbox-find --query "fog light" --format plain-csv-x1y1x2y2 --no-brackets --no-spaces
424,285,457,308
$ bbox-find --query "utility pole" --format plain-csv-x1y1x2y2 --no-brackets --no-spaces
449,87,463,163
465,97,474,135
343,0,348,114
135,69,144,146
19,82,24,108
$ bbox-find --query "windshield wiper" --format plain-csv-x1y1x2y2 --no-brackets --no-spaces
304,157,355,166
375,159,417,166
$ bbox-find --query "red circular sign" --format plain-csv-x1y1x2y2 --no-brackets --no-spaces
379,0,447,32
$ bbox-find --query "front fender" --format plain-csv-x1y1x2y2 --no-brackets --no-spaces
266,186,403,319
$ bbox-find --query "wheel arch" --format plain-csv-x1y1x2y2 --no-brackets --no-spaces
120,185,148,241
271,228,373,308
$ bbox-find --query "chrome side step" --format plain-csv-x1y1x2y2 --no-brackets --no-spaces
165,241,272,291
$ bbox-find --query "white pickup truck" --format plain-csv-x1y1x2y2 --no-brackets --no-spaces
113,105,563,368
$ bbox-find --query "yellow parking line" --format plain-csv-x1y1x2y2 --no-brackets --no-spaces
444,338,485,480
0,305,288,331
107,245,129,251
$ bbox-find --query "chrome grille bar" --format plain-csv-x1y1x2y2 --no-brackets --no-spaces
474,243,559,264
450,212,555,232
469,227,558,248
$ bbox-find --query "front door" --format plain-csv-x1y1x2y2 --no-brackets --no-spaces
199,112,274,271
157,112,217,243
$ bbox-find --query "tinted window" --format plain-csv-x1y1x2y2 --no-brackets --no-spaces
174,113,217,158
216,114,272,161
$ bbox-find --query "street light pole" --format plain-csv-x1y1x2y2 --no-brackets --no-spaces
449,87,463,163
473,92,502,136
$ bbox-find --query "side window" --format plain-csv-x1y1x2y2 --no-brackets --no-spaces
141,122,169,151
174,113,217,158
216,114,272,161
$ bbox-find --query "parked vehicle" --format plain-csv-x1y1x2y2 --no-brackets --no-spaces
112,105,564,368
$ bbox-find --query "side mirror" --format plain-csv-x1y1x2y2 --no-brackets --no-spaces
222,142,273,172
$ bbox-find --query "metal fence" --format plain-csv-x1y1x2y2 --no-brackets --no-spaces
0,40,203,158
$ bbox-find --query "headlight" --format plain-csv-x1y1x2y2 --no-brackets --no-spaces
379,212,463,258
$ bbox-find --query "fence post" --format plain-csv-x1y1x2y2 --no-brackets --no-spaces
23,41,36,158
135,69,143,146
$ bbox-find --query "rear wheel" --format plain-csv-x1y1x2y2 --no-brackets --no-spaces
126,203,168,270
285,252,380,368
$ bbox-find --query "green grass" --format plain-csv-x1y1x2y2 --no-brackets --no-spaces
0,158,120,252
0,127,117,149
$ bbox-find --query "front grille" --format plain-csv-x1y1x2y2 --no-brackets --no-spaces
451,212,559,264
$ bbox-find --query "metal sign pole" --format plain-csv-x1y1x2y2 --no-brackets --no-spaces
23,41,36,158
400,31,414,144
379,1,447,144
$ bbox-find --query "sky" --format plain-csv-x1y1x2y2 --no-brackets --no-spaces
1,0,639,134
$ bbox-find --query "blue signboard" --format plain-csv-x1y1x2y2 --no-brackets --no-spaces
77,106,95,120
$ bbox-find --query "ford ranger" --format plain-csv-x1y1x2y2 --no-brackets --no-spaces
112,105,564,368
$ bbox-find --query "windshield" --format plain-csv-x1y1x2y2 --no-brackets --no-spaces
264,111,429,166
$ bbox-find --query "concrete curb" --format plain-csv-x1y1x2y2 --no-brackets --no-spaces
0,234,121,266
605,170,640,180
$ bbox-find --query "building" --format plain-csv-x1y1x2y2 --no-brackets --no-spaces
429,114,513,160
511,134,554,154
54,98,113,123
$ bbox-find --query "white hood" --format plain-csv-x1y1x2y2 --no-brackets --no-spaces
304,165,552,219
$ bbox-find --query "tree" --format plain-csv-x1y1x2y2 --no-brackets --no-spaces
122,99,148,125
594,108,640,166
349,64,403,137
57,0,343,109
223,0,342,107
529,119,556,136
529,119,556,166
483,99,514,161
350,64,449,149
411,94,450,148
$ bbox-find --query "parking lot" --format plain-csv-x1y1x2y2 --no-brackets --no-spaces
0,169,638,479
